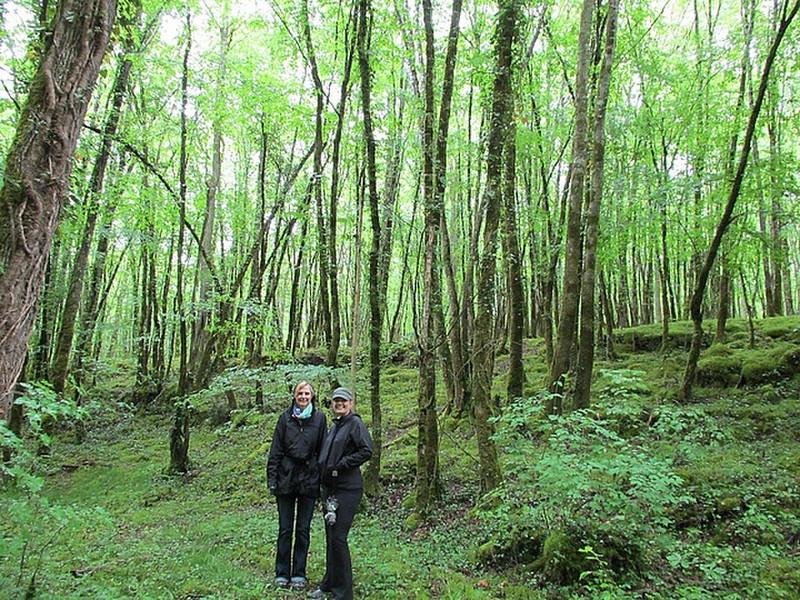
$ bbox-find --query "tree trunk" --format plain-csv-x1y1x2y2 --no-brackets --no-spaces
433,0,466,415
414,0,442,515
357,0,383,497
187,21,229,391
324,4,357,368
301,0,332,354
472,0,519,494
169,11,192,473
715,258,730,344
0,0,118,420
681,0,799,400
545,0,595,412
502,109,524,402
574,0,619,410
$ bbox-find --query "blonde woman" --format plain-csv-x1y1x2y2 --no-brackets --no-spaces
267,381,327,589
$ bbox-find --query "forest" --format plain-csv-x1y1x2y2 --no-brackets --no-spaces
1,0,799,598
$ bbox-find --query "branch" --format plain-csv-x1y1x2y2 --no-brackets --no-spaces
82,123,224,297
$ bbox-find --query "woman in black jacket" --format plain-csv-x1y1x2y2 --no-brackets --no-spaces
267,381,327,589
310,387,373,600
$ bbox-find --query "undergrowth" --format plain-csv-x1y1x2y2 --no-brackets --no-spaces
2,317,800,599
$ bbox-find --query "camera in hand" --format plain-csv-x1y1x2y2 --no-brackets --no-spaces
323,495,339,525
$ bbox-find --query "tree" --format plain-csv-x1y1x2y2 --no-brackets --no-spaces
357,0,384,496
573,0,620,409
0,0,118,420
471,0,520,494
681,0,800,401
169,10,193,474
545,0,596,412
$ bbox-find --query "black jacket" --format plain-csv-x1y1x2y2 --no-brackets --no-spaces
267,405,327,497
318,412,373,491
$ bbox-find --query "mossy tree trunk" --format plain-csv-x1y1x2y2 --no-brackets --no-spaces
169,11,192,474
472,0,520,494
414,0,443,515
357,0,384,497
574,0,620,410
0,0,118,420
545,0,595,412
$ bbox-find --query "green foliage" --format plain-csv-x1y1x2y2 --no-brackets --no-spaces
184,363,351,425
0,383,113,599
479,390,690,585
13,382,88,450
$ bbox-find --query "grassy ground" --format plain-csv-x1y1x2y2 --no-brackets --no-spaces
2,316,800,599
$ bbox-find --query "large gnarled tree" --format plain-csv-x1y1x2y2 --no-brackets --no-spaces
0,0,118,420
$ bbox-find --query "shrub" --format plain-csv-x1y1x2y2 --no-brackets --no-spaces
475,395,690,585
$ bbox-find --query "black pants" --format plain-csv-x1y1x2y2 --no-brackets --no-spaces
275,494,316,579
320,487,363,600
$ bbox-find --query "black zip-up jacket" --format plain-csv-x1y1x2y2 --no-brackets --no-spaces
267,405,327,497
318,412,373,491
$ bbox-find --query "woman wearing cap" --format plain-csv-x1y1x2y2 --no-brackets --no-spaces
267,381,327,589
309,387,373,600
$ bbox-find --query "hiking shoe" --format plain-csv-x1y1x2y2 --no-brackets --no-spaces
290,576,307,589
273,576,289,587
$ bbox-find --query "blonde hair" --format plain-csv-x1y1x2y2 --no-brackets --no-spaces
293,381,316,402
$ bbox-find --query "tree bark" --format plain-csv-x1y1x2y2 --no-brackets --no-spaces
324,5,357,368
502,104,524,403
545,0,595,413
301,0,332,354
472,0,519,494
415,0,442,515
169,11,192,473
574,0,620,410
0,0,118,420
357,0,383,497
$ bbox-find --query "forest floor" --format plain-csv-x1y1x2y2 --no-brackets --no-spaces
2,316,800,600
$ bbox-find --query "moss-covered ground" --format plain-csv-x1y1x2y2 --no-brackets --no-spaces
2,315,799,599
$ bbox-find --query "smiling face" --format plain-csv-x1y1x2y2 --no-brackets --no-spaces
331,395,352,418
294,383,313,410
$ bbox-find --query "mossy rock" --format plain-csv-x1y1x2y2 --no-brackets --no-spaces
739,343,800,384
740,354,787,385
471,539,502,563
715,496,744,516
532,531,586,585
760,316,800,342
472,526,544,567
705,343,734,357
779,344,800,374
697,353,742,387
403,511,422,531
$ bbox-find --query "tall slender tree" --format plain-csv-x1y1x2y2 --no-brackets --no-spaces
681,0,800,400
169,10,192,474
545,0,595,413
573,0,620,409
471,0,520,494
357,0,384,496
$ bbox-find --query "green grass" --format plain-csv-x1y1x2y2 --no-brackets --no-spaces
3,315,800,599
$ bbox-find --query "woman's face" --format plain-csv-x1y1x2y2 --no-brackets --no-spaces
331,396,352,418
294,384,313,409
